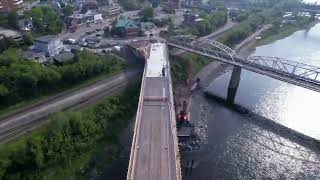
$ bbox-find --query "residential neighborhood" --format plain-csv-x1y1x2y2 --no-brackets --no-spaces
1,0,320,179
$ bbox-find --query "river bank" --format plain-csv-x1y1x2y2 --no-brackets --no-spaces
238,20,318,57
181,22,320,179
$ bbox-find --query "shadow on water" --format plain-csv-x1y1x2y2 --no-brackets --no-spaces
204,91,320,155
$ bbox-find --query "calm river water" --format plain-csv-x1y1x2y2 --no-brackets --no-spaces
185,24,320,179
209,23,320,140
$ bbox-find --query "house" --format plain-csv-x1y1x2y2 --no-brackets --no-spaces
18,18,33,31
53,52,75,65
67,10,103,29
0,0,24,12
114,18,141,37
85,11,103,23
22,50,48,64
0,27,23,44
34,35,64,56
282,12,296,23
108,4,120,17
86,37,101,48
298,12,311,18
183,13,202,25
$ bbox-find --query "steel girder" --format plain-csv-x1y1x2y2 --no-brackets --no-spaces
168,36,320,86
246,56,320,83
169,35,238,61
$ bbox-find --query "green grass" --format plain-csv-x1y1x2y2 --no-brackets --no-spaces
256,25,300,46
170,53,212,84
256,21,317,47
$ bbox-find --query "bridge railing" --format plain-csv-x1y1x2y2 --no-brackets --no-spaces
168,36,320,86
127,59,147,180
165,43,182,180
168,39,237,64
245,56,320,83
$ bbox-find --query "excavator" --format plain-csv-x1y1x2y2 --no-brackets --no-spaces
177,100,189,123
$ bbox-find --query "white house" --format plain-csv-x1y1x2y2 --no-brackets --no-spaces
34,35,64,57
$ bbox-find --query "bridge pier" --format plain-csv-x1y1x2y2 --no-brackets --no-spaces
227,65,241,105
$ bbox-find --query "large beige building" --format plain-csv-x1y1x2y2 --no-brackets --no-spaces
0,0,23,12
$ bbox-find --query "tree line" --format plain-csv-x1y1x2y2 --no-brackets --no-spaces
219,14,266,47
193,10,228,36
0,83,140,179
119,0,145,10
0,49,125,109
0,6,63,35
24,6,63,35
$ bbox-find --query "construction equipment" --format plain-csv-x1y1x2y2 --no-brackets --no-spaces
177,100,189,123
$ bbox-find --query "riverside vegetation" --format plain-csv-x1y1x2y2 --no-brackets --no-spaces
171,54,212,85
0,82,140,179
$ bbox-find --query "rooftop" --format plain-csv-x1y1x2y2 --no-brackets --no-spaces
35,35,59,43
115,19,138,29
22,50,45,59
53,52,74,63
0,27,21,38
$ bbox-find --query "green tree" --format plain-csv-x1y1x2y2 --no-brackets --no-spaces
119,0,141,10
62,5,74,18
140,6,154,22
25,7,62,34
22,33,34,46
7,11,18,30
26,138,45,169
0,84,8,96
104,26,110,37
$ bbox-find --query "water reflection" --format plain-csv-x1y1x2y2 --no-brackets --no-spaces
304,0,320,4
207,24,320,140
184,95,320,179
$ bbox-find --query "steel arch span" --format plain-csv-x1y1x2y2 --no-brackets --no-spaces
167,36,320,92
169,35,238,61
245,56,320,82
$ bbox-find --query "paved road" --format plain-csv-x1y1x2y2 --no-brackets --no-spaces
128,43,179,180
59,10,140,41
134,77,176,180
203,17,237,41
59,19,112,40
172,17,237,56
0,70,141,136
234,24,272,52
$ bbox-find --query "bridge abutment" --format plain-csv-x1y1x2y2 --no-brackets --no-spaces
227,65,241,105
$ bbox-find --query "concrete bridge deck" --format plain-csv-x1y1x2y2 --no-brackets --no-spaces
127,43,181,180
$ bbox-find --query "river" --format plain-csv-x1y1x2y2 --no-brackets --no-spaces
304,0,320,4
184,23,320,179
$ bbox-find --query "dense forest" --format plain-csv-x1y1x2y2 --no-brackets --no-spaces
0,83,140,179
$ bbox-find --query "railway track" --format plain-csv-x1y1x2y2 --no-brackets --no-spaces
0,70,142,143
